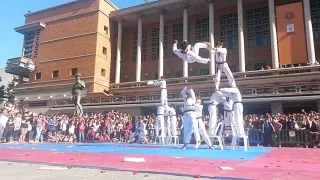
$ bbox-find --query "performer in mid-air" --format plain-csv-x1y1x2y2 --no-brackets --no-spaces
180,87,200,149
194,98,214,149
173,40,211,64
210,42,236,90
153,76,168,106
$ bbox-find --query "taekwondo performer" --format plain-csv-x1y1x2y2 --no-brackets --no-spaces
194,98,214,149
208,90,225,135
173,40,211,64
181,87,200,149
129,118,149,144
153,76,168,106
211,42,236,90
155,105,166,144
220,87,245,137
167,104,177,144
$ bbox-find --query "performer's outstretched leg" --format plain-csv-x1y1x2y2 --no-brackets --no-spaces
215,65,222,90
198,118,214,149
222,63,236,88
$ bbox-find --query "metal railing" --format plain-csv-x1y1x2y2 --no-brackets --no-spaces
53,82,320,106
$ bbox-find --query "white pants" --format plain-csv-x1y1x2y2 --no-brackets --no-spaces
191,43,210,64
161,89,168,106
170,116,177,136
183,112,200,144
224,111,236,137
197,117,212,146
156,115,165,137
215,62,236,90
208,104,218,135
233,103,245,136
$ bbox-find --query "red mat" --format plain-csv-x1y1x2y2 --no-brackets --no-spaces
0,148,319,179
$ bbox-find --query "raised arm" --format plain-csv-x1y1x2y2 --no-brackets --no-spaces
181,87,188,97
153,80,162,86
188,88,196,102
216,48,227,55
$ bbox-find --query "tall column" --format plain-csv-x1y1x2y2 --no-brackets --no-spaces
209,0,215,75
303,0,316,64
183,4,189,77
237,0,245,72
268,0,279,69
115,20,122,84
159,10,165,78
136,15,143,82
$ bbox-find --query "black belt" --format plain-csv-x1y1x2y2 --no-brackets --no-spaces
196,117,202,119
157,114,164,116
215,61,226,73
216,61,226,64
161,88,166,90
184,110,194,113
233,101,242,106
224,109,233,112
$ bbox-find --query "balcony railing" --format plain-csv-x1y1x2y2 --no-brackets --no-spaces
110,65,320,89
5,57,35,77
53,83,320,107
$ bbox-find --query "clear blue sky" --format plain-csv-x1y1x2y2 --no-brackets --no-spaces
0,0,156,68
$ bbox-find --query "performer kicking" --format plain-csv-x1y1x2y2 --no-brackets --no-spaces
181,87,200,149
208,90,224,135
153,76,168,106
129,118,149,144
194,98,214,149
220,87,245,136
173,40,211,64
210,42,236,90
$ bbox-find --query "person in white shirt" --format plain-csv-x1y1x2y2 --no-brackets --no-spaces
153,76,168,106
173,40,211,64
0,109,9,142
180,87,200,149
211,42,236,90
194,98,214,149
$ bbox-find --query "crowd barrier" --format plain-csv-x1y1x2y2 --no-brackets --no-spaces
146,128,318,148
274,129,317,148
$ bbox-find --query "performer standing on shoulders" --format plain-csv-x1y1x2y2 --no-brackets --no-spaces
194,98,214,149
180,87,200,149
173,40,212,64
209,42,236,90
153,76,168,106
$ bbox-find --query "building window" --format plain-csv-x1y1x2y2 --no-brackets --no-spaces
35,72,41,80
71,68,78,76
23,32,34,59
164,26,168,57
101,68,106,76
132,32,137,63
172,23,190,48
311,0,320,40
253,62,267,70
154,73,158,79
104,26,108,34
142,30,147,62
200,69,209,76
151,28,159,60
175,70,183,77
220,13,238,49
103,47,107,55
52,70,59,78
247,7,270,47
195,18,209,42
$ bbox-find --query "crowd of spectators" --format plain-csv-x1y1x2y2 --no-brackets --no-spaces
0,103,319,147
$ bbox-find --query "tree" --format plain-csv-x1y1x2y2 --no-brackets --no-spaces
0,77,5,98
5,79,17,103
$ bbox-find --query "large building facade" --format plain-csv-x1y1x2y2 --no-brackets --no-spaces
5,0,320,115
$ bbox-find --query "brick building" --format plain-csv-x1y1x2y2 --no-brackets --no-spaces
5,0,320,115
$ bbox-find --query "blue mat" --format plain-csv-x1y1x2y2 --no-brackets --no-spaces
0,143,272,161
